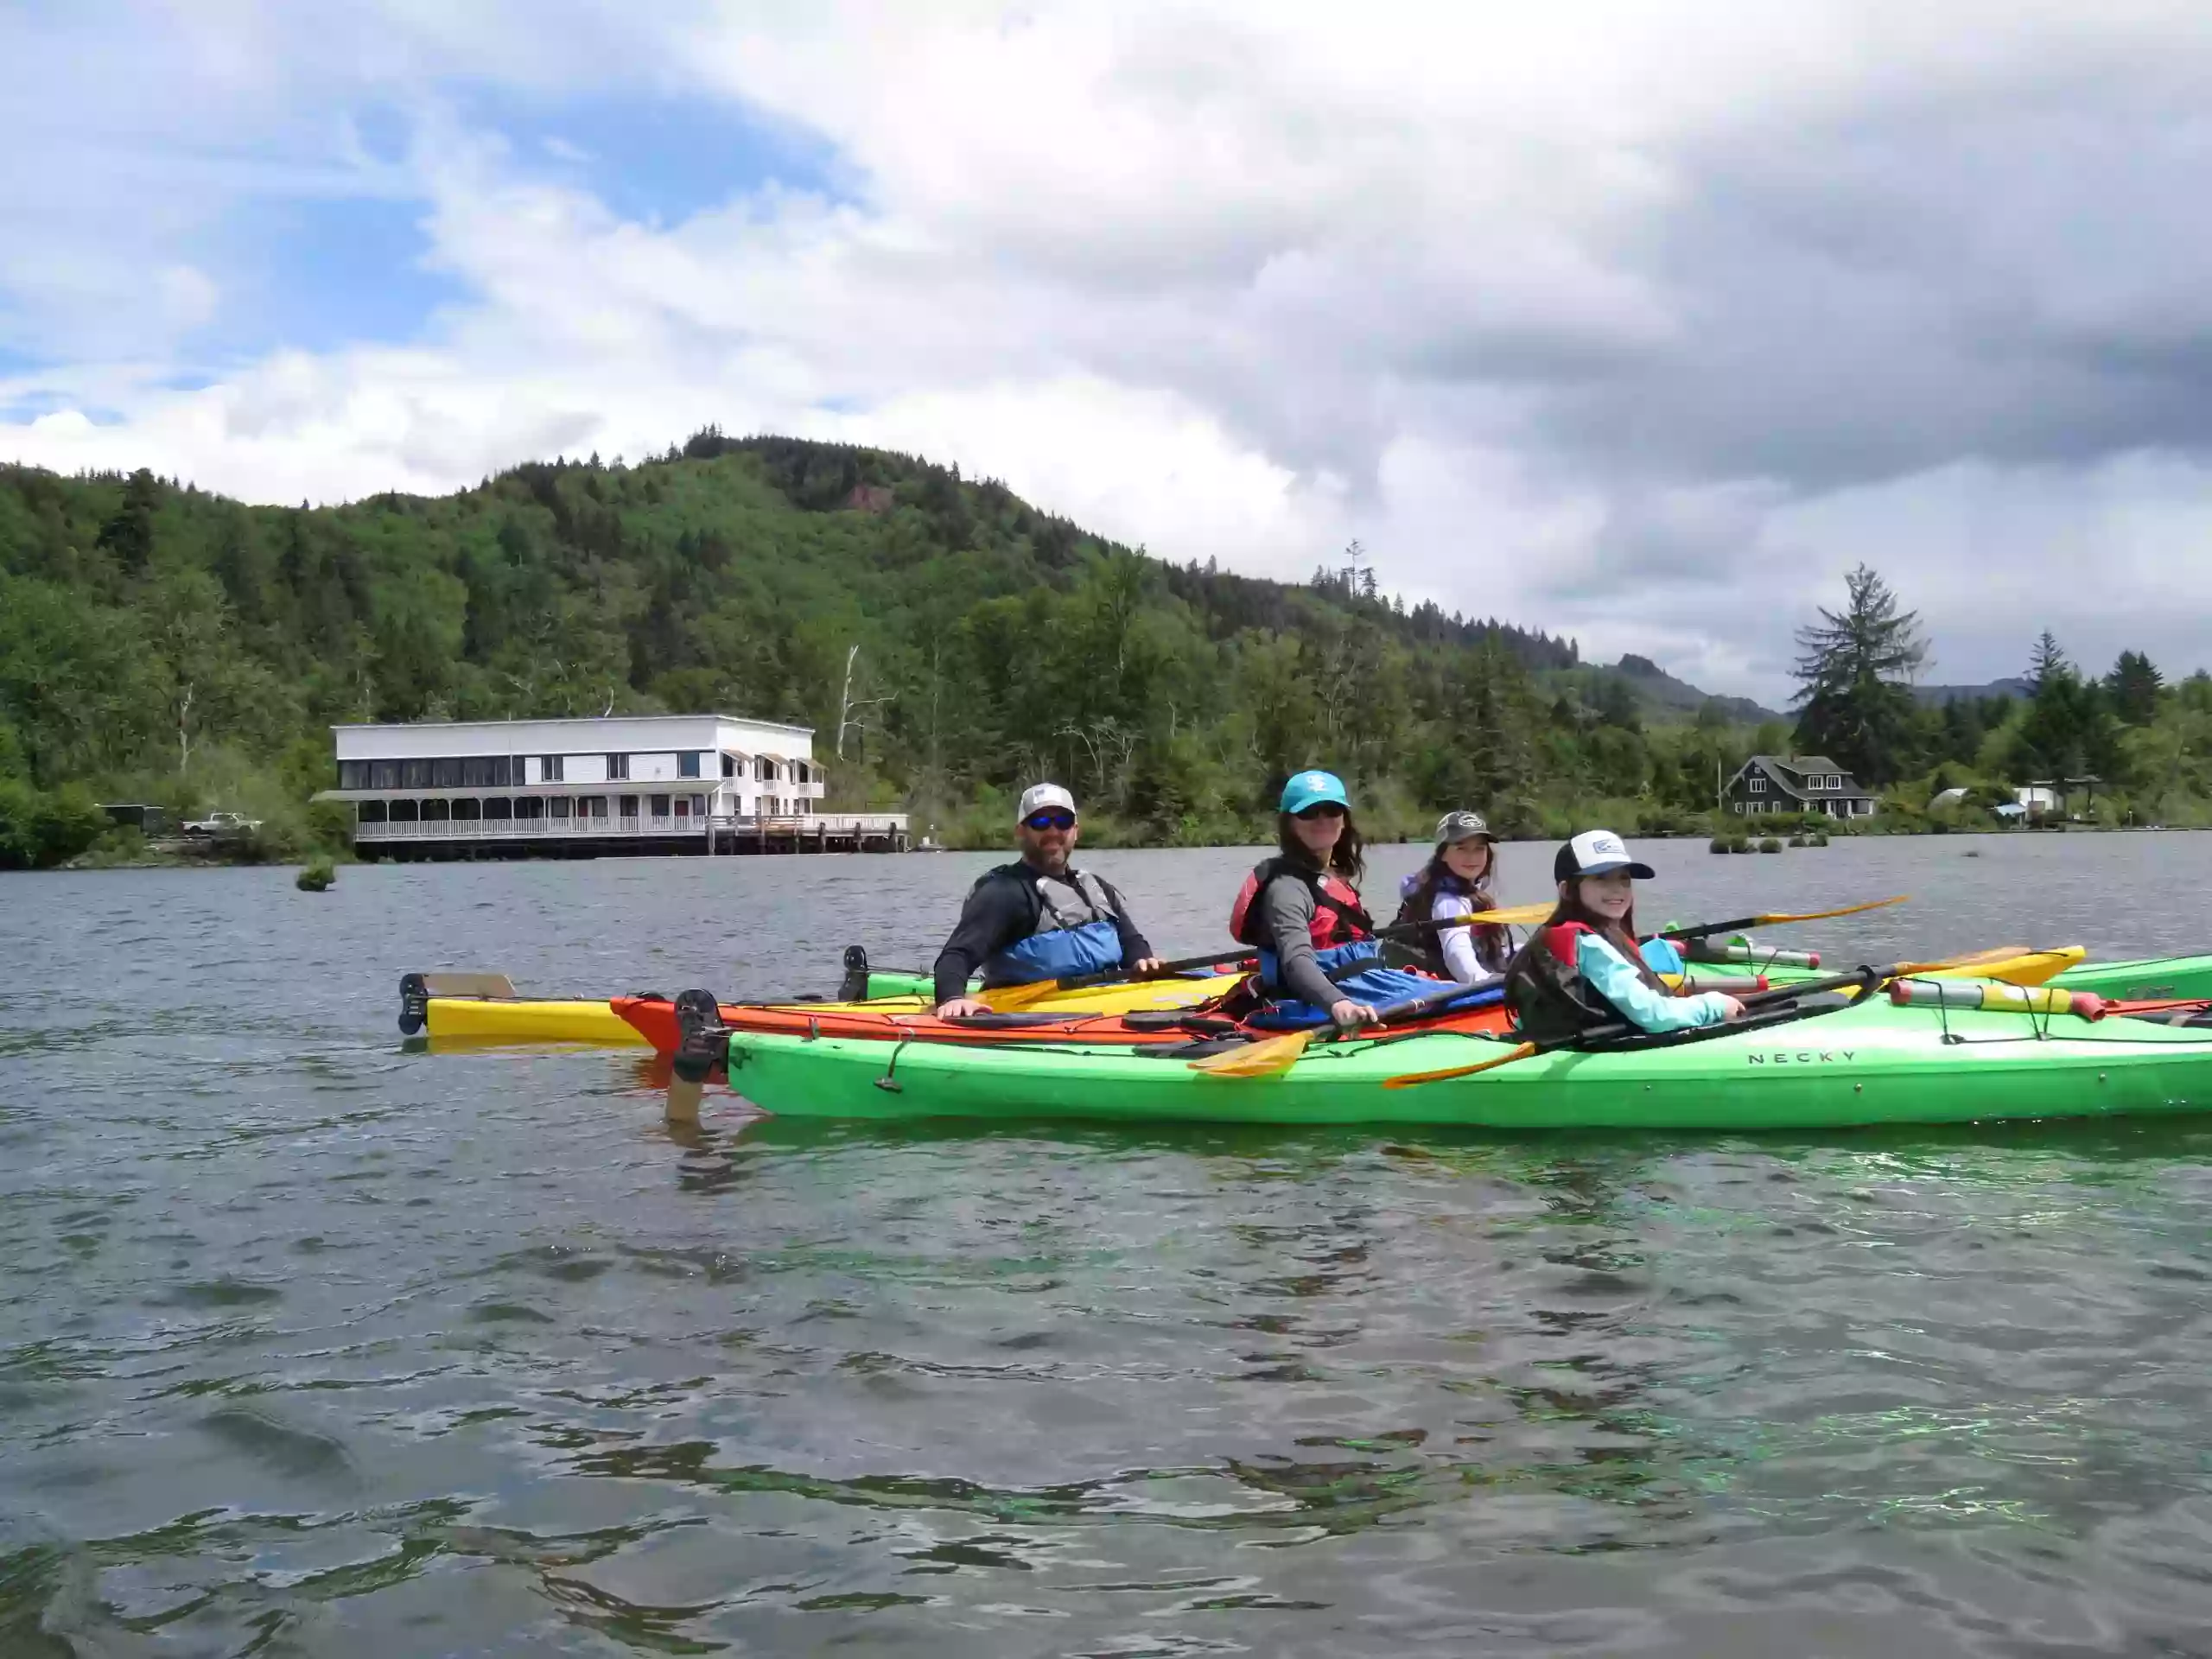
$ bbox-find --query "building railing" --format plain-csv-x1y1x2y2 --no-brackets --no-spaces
355,811,908,842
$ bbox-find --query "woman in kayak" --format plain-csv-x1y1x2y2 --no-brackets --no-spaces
1226,770,1386,1029
1505,830,1747,1041
1385,810,1512,986
1228,772,1498,1031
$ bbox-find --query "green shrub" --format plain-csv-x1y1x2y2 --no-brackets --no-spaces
296,856,336,892
1758,837,1783,853
1708,836,1732,854
0,780,109,869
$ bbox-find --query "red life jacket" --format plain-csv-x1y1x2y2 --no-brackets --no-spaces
1228,856,1375,950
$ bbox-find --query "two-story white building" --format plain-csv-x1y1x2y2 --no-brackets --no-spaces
318,715,906,858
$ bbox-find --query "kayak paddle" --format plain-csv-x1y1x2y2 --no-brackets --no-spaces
1050,895,1907,1001
1660,894,1908,944
1379,947,2023,1090
1038,901,1554,997
1188,978,1493,1079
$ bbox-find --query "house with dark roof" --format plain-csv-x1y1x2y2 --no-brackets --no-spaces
1723,755,1878,819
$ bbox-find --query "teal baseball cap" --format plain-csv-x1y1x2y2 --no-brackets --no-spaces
1280,769,1351,815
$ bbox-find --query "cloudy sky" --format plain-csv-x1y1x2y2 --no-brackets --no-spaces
7,1,2212,703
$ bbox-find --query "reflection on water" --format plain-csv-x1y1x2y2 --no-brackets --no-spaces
3,837,2212,1653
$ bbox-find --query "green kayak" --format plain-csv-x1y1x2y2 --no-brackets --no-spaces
2049,953,2212,1001
871,953,2212,1007
718,995,2212,1129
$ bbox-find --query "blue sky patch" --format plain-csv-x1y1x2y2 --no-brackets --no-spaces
194,194,466,361
467,86,854,226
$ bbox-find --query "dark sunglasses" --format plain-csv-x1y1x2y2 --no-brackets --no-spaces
1294,803,1346,821
1023,810,1076,831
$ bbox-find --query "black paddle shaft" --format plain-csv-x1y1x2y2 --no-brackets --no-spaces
1521,962,1884,1059
1054,910,1522,992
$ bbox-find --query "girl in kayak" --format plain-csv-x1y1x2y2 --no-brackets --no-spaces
1385,810,1511,985
1229,772,1499,1031
1505,830,1747,1041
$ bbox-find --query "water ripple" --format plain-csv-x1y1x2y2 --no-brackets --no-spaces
5,849,2212,1652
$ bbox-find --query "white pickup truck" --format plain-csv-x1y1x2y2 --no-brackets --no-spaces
181,810,263,838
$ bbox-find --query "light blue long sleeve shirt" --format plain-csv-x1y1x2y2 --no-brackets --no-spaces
1577,932,1736,1033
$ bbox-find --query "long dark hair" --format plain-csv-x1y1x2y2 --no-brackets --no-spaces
1399,841,1498,924
1277,810,1365,886
1531,879,1667,992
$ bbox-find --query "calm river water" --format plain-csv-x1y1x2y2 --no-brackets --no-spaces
5,833,2212,1656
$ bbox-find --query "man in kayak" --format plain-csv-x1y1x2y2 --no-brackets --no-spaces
1505,829,1747,1040
933,784,1163,1017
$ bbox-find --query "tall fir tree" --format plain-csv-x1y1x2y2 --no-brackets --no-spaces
2105,650,2164,725
1789,564,1927,785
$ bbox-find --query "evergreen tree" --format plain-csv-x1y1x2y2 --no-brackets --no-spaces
2106,650,2164,725
93,468,159,575
2027,630,2070,692
1789,565,1927,785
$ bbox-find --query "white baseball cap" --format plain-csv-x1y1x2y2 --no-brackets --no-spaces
1555,828,1655,881
1017,782,1077,822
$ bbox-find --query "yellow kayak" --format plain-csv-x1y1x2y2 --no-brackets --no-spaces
400,968,1241,1046
401,949,2089,1047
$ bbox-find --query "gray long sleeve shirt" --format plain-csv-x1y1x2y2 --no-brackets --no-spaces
1261,877,1353,1011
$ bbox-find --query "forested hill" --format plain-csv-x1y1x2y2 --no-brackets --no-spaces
0,429,1768,849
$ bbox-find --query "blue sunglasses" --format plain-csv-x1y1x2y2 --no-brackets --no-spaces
1023,810,1076,831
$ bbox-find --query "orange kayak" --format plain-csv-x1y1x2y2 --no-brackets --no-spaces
614,989,1516,1053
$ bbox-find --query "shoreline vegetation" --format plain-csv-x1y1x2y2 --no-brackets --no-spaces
29,811,2194,875
6,433,2208,871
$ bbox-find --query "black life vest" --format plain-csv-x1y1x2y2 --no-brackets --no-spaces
1387,870,1508,978
1505,921,1638,1044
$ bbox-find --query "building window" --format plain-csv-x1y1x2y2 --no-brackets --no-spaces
679,752,702,779
651,794,671,817
542,754,564,782
358,800,386,823
339,760,368,789
721,754,736,778
1749,775,1765,793
550,798,572,820
607,753,630,780
517,798,544,821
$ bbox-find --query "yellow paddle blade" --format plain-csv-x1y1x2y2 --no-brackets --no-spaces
1462,901,1554,927
1749,895,1909,927
1910,944,2083,987
1382,1040,1539,1090
1189,1028,1315,1077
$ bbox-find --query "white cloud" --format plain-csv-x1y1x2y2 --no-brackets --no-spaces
10,0,2212,702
